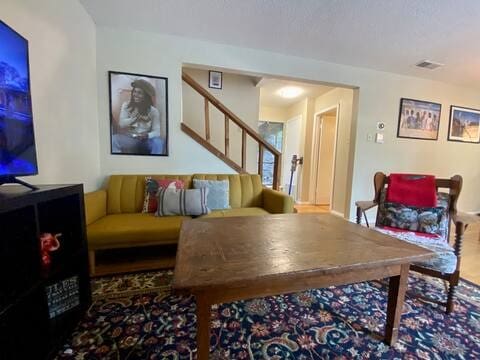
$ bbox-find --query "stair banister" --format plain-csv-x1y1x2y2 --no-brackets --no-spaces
182,71,281,189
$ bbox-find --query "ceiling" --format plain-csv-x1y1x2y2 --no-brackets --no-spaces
259,78,334,108
80,0,480,89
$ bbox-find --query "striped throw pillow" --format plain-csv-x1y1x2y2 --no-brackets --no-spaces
156,187,210,216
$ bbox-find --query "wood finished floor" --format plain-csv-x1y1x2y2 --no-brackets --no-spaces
295,204,330,213
461,222,480,284
295,204,480,284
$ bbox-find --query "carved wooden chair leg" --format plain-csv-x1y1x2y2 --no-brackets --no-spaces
446,271,460,314
446,286,456,314
446,222,464,314
356,207,362,224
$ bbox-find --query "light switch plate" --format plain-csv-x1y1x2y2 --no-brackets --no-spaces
375,133,384,143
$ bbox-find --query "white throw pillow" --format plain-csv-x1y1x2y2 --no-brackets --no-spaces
193,179,230,210
156,187,210,216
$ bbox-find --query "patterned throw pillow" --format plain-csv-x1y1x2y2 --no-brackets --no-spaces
142,177,184,213
378,191,450,237
156,187,210,216
193,179,230,210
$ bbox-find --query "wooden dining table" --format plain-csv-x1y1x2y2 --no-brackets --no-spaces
173,213,433,359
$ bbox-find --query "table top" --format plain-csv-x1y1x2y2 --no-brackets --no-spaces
173,214,433,291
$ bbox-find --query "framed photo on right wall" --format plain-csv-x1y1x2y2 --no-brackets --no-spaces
448,106,480,143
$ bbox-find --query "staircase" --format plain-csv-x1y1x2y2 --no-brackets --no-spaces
181,71,282,190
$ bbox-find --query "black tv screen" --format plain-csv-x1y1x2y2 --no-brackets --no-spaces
0,20,38,178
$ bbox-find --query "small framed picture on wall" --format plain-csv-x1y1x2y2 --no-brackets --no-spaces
209,70,223,89
397,98,441,140
108,71,169,156
447,105,480,143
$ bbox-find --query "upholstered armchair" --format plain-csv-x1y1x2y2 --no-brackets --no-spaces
355,172,478,314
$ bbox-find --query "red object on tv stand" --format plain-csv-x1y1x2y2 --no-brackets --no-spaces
40,232,61,273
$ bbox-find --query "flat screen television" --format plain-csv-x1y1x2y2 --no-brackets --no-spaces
0,20,38,188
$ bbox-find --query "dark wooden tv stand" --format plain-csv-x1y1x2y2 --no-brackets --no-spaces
0,185,91,359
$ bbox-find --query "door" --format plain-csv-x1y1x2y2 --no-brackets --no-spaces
282,115,302,199
314,114,337,205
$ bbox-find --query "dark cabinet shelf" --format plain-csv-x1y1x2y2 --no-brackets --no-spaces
0,185,91,360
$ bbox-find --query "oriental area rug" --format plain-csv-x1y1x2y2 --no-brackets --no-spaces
56,270,480,359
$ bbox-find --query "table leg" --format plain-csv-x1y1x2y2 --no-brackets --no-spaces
385,264,409,345
196,293,211,360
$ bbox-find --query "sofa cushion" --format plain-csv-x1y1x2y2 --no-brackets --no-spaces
199,207,269,218
379,202,447,235
193,174,263,208
87,213,189,250
377,191,450,239
107,175,193,214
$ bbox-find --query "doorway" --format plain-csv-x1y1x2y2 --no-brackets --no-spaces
282,115,302,200
310,106,339,209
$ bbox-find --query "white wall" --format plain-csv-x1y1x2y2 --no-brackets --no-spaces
182,68,259,172
95,27,480,215
96,30,234,177
259,106,288,122
2,0,100,191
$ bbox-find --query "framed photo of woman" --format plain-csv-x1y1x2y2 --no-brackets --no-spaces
108,71,168,156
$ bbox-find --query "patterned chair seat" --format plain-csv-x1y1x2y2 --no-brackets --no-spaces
375,227,457,274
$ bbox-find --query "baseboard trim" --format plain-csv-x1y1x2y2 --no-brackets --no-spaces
330,210,345,218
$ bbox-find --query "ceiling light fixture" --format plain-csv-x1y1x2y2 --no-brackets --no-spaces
277,86,303,98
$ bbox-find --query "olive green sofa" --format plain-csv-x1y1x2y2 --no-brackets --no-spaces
85,174,294,275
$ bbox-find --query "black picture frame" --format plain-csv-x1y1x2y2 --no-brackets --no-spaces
108,71,169,156
397,98,441,141
208,70,223,89
447,105,480,144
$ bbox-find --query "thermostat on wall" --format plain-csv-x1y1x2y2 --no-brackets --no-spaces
377,122,385,130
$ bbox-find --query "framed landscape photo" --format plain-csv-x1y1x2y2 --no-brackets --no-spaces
448,106,480,143
108,71,168,156
208,70,222,89
397,98,441,140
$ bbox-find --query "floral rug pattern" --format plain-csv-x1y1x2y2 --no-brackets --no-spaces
56,271,480,359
